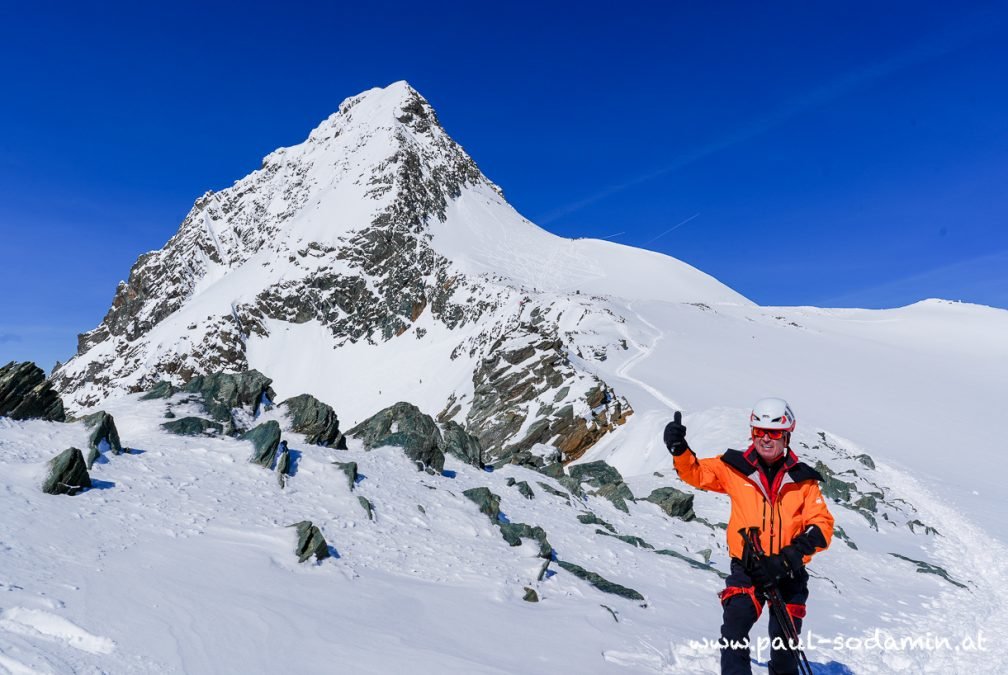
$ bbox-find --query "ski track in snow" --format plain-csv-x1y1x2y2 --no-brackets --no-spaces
595,301,1008,674
614,304,681,413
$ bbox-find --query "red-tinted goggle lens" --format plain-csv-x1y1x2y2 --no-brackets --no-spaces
752,427,785,440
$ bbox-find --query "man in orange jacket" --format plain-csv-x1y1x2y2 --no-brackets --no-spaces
665,398,834,675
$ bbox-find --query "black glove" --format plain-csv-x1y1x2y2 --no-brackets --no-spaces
664,411,689,456
750,546,804,588
750,553,791,588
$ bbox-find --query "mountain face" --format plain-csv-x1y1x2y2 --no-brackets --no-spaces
52,81,744,465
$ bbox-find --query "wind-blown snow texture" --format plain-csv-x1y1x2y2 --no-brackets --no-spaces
4,82,1006,673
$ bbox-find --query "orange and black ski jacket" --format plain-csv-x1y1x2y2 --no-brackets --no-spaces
673,445,834,564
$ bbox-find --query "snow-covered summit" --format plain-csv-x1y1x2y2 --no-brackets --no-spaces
51,82,743,468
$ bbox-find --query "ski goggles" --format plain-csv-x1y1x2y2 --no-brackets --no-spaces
751,427,786,440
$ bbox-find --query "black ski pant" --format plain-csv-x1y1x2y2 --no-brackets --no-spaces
720,558,809,675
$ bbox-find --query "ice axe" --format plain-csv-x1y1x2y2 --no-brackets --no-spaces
739,526,814,675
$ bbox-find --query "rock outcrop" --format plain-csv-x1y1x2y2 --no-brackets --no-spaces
440,420,483,468
243,421,282,468
139,380,177,400
348,402,445,473
465,322,632,467
555,560,644,602
0,361,65,422
82,411,124,468
333,461,358,491
182,370,276,426
568,461,635,513
644,487,696,521
162,417,224,436
282,393,346,447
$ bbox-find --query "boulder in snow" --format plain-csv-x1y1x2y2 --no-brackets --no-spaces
462,487,501,522
644,487,696,521
348,402,444,473
162,416,224,436
333,461,358,491
291,521,330,563
242,421,282,468
281,393,346,448
42,447,91,495
82,411,123,463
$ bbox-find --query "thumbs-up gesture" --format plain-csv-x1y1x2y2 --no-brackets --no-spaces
664,411,689,456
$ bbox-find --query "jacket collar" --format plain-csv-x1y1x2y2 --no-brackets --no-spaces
721,446,824,501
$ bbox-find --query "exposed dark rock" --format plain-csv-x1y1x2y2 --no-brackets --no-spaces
243,421,282,468
645,487,696,521
462,487,501,521
292,521,330,563
557,476,587,500
140,380,177,400
907,520,940,536
536,481,571,504
512,480,534,499
556,560,644,602
164,410,176,419
465,323,631,466
568,461,622,487
833,525,858,549
161,416,224,436
348,402,444,472
538,463,565,479
358,496,375,520
577,512,616,533
440,420,483,468
462,487,551,558
596,530,654,549
182,370,276,424
854,494,878,513
333,461,358,491
593,483,635,513
854,453,876,469
282,394,345,447
815,460,855,502
0,361,65,422
499,523,552,558
42,447,91,495
276,447,291,488
568,461,634,512
888,553,966,589
82,411,123,458
522,587,539,602
655,549,728,578
814,461,881,529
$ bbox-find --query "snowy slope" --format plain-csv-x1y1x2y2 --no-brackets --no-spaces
3,369,1006,673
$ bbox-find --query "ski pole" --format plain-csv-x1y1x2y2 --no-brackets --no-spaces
740,527,814,675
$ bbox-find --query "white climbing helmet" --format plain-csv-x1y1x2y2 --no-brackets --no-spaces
750,397,796,431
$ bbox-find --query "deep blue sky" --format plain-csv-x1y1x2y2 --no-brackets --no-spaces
2,1,1006,370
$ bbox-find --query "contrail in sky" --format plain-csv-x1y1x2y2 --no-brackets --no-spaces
537,10,1003,225
643,213,700,245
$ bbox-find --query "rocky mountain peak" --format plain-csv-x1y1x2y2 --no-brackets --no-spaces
51,82,746,466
